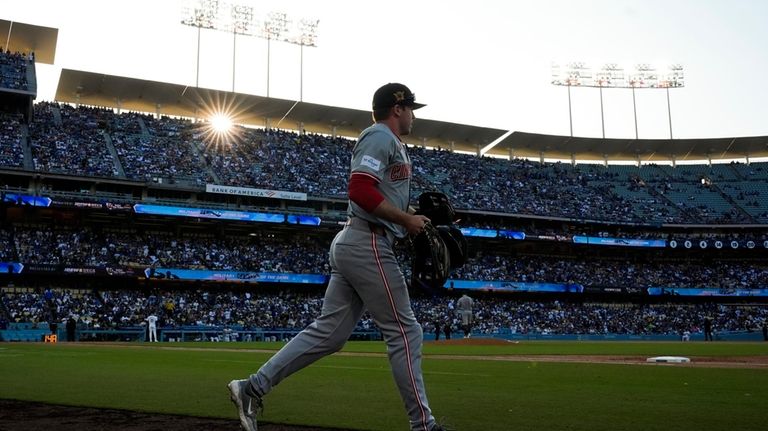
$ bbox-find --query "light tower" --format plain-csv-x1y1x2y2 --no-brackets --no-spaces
180,0,220,88
552,61,685,139
296,17,319,101
181,0,319,99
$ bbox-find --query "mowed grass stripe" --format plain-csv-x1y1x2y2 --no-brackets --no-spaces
0,342,766,431
100,339,768,357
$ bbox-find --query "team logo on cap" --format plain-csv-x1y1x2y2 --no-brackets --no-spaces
393,91,406,102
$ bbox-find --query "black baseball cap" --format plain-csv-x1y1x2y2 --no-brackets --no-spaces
372,83,426,110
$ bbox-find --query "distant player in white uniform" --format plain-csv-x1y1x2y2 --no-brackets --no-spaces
146,314,158,342
228,83,447,431
457,294,474,338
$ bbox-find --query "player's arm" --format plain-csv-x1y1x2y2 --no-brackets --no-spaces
371,198,428,235
348,172,428,235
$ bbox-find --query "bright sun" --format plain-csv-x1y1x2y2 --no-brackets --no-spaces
210,113,233,133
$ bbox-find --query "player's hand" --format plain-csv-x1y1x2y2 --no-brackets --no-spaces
404,214,430,236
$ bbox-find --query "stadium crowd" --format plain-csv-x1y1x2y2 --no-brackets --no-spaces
29,103,118,177
9,225,329,273
449,254,768,289
0,223,760,289
0,50,30,91
206,127,353,198
2,102,768,223
0,113,24,168
2,224,768,290
2,287,766,338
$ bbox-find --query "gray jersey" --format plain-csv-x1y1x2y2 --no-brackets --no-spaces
348,123,411,238
457,295,473,312
457,295,473,328
240,86,438,431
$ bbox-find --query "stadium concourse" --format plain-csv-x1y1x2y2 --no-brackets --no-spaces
1,47,768,346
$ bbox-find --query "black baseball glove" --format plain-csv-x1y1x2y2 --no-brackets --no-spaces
417,191,457,226
410,192,467,291
411,222,451,291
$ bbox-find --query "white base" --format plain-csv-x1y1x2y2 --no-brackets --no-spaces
646,356,691,363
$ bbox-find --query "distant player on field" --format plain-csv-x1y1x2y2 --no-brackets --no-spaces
145,313,158,342
457,294,473,338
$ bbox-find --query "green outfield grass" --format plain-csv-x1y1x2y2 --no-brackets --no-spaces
1,341,766,431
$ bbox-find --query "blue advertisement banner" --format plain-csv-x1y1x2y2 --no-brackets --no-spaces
497,229,526,240
0,262,24,274
144,267,328,284
133,204,285,223
459,227,498,238
647,287,768,297
286,215,322,226
2,193,52,207
573,235,666,248
445,279,583,293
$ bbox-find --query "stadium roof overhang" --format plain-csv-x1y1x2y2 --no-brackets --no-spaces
54,69,768,162
54,69,506,154
495,132,768,163
0,19,58,64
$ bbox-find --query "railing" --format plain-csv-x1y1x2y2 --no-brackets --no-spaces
73,327,381,343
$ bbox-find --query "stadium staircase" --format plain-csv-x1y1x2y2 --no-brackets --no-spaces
727,164,746,180
25,57,37,94
731,162,768,180
51,105,62,126
641,179,698,223
20,123,33,170
616,174,696,222
720,180,768,220
102,131,127,178
708,182,755,222
137,117,150,136
189,139,220,184
597,181,664,223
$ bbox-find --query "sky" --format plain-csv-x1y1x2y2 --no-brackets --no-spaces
4,0,768,148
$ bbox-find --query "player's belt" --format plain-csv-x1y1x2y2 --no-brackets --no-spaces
346,217,388,237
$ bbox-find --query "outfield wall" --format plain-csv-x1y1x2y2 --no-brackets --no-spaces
493,331,766,342
2,324,765,342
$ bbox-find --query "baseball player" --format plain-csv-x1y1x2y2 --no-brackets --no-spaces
228,83,446,431
145,313,158,342
457,294,473,338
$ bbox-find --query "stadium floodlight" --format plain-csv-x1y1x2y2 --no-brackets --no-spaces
551,61,685,139
296,18,319,101
229,3,254,35
226,3,254,91
181,0,221,87
258,12,319,100
262,11,289,40
551,61,592,136
181,1,318,99
181,0,221,29
296,18,320,47
261,11,289,97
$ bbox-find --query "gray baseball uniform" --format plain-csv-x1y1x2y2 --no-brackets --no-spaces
248,122,436,431
457,294,473,337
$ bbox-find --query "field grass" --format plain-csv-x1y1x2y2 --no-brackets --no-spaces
1,341,767,431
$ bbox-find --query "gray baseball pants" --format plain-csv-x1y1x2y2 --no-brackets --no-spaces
249,223,436,431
